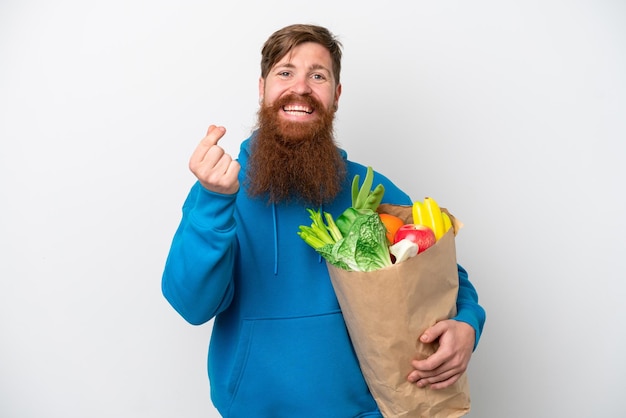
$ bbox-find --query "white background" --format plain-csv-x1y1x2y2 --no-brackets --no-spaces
1,1,625,417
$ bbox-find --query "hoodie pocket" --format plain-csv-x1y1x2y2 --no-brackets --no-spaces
226,311,380,418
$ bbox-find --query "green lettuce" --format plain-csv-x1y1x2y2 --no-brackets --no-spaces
297,166,392,272
299,208,392,272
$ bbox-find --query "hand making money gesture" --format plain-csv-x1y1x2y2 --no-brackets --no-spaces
188,125,241,194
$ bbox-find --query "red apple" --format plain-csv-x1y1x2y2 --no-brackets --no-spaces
393,224,436,253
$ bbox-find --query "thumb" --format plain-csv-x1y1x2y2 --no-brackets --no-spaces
420,321,447,343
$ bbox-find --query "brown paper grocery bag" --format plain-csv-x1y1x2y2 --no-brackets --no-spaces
327,204,470,418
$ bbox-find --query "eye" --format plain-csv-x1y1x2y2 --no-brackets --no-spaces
311,73,327,82
278,71,292,78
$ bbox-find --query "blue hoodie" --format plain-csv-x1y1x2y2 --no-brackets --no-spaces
162,134,486,417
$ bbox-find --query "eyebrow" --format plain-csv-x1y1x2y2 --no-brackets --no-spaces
276,62,331,75
309,63,331,74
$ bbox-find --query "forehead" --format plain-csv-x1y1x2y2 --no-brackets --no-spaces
273,42,333,71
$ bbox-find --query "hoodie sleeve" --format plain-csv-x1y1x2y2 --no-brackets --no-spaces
452,264,486,350
161,181,238,325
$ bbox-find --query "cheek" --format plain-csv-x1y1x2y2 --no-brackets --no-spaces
321,94,338,111
316,87,338,110
263,90,284,106
262,81,286,103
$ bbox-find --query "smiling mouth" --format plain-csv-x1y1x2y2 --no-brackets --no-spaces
282,104,313,115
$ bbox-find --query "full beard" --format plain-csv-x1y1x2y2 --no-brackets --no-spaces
245,94,347,206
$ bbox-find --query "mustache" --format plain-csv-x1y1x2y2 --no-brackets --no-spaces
271,93,321,111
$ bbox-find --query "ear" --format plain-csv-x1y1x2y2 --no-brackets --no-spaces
334,83,342,110
258,77,265,104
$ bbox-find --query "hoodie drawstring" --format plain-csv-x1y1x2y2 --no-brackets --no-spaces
272,202,279,275
272,202,325,276
318,203,324,264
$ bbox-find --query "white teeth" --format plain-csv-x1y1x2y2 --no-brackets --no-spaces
283,105,312,114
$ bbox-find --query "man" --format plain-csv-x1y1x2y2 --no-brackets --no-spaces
162,24,485,417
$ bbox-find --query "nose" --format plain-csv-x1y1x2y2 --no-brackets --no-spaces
290,75,313,95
